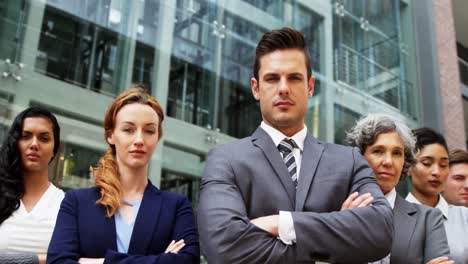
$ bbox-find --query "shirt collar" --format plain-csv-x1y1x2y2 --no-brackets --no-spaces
260,121,307,151
405,193,449,219
385,188,397,209
435,195,449,219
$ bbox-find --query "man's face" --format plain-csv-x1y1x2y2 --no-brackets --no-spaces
443,163,468,206
251,49,314,136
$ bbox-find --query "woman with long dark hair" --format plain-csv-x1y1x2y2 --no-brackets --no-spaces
48,85,199,264
0,107,64,264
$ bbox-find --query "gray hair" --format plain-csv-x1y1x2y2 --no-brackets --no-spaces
346,113,416,180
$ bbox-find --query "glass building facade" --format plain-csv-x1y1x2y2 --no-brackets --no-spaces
0,0,420,205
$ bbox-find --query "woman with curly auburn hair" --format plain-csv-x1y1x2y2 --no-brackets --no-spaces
346,114,451,264
0,107,64,264
47,84,200,264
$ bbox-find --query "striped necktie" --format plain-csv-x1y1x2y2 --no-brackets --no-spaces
278,138,298,188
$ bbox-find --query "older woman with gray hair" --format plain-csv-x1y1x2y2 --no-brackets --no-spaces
346,113,451,264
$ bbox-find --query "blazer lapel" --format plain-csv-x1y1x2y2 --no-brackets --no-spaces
128,181,162,255
295,134,324,211
390,195,417,263
252,127,296,208
103,215,118,252
91,189,118,252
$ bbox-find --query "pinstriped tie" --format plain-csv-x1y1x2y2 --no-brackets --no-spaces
278,138,298,188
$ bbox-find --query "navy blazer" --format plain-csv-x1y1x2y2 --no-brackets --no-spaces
47,181,200,264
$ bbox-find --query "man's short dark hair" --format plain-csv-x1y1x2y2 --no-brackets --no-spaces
449,149,468,166
412,127,448,153
253,27,312,81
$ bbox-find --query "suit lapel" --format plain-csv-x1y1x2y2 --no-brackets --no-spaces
103,214,118,252
90,189,118,252
128,181,162,255
295,134,324,211
252,127,296,208
390,195,417,263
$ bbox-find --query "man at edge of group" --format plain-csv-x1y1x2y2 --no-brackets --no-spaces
443,149,468,207
198,27,393,264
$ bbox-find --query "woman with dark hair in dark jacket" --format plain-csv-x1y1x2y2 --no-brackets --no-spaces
0,107,64,264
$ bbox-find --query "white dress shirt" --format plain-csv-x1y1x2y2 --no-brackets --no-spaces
406,193,468,263
260,121,307,245
384,188,397,209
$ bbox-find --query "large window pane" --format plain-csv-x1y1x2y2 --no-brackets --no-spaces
131,0,162,88
0,0,28,61
240,0,285,19
167,0,218,129
54,142,103,190
334,104,361,145
333,0,418,120
161,170,201,211
35,1,134,96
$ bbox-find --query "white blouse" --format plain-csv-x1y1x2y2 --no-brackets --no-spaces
0,184,64,253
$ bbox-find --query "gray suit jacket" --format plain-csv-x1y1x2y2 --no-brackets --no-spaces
390,195,449,264
198,127,394,264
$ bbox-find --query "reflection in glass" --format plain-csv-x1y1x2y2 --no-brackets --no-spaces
35,1,132,95
56,143,103,190
218,11,266,138
133,42,155,88
168,0,300,138
333,0,416,119
131,0,162,87
334,104,361,145
168,57,214,127
167,0,217,129
295,3,322,75
0,0,422,148
0,124,7,145
459,58,468,87
240,0,285,19
305,80,322,139
0,0,28,61
161,170,201,212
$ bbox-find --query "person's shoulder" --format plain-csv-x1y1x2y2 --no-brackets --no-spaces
159,189,190,203
214,136,252,150
446,206,468,234
396,198,443,225
147,182,189,203
64,186,101,202
412,202,444,218
67,186,99,194
49,183,65,198
448,205,468,218
157,190,194,214
207,136,253,158
317,140,357,156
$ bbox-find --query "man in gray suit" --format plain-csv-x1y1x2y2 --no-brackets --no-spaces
198,27,394,263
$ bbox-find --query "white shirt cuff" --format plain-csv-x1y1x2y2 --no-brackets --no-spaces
278,211,296,245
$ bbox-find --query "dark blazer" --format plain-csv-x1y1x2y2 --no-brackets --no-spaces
198,127,394,264
390,195,449,264
47,181,199,264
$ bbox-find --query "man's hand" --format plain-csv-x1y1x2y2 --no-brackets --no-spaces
341,192,374,210
250,215,279,237
427,256,454,264
165,239,185,254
